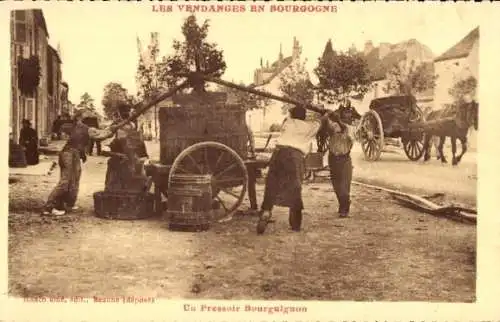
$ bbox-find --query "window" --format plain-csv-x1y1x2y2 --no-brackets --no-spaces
47,53,54,95
14,10,26,21
15,23,26,43
26,99,34,121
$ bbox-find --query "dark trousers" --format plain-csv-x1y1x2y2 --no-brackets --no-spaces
88,139,101,155
328,153,352,214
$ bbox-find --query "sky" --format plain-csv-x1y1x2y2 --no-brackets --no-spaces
1,2,485,114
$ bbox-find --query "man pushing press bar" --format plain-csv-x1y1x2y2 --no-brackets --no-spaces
41,71,347,233
203,76,352,234
139,75,347,234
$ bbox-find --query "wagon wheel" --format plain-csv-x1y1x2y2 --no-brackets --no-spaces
403,137,425,161
403,111,426,161
168,141,248,222
359,110,384,161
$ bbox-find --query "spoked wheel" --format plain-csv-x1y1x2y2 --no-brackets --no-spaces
359,110,384,161
168,141,248,222
403,137,425,161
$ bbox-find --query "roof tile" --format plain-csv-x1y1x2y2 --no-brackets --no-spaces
434,27,479,62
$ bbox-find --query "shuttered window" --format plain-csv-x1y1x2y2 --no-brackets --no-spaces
15,23,26,43
47,50,54,95
15,10,26,21
13,10,27,44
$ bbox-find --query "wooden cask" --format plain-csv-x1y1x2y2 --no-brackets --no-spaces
167,174,213,232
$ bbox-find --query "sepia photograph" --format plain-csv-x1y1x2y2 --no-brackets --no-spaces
2,1,498,321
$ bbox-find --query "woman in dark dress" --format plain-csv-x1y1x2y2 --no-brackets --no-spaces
19,119,39,165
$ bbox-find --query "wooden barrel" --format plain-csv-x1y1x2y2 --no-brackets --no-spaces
166,174,213,232
9,142,27,168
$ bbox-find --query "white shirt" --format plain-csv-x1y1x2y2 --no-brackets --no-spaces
275,117,322,155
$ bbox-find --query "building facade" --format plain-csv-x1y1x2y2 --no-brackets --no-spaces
247,37,303,132
433,27,479,151
10,9,68,142
47,45,62,129
351,39,435,114
433,27,479,109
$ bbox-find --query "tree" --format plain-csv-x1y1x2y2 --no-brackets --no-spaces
321,39,336,61
137,33,165,140
279,58,315,114
137,36,162,101
77,92,95,110
101,83,134,119
384,60,436,96
449,76,477,103
217,82,271,111
160,14,226,92
314,43,371,104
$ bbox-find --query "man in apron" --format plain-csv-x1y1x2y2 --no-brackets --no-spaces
256,106,325,234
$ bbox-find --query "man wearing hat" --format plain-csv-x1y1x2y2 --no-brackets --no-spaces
256,106,328,234
42,109,118,216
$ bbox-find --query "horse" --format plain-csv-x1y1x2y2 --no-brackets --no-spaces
422,100,478,166
421,106,445,160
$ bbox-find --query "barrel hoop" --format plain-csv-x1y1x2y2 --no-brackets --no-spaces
168,188,204,197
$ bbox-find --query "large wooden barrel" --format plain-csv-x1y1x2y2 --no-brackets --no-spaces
167,174,213,232
9,142,27,168
159,92,248,165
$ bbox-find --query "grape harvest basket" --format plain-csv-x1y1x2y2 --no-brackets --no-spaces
93,191,156,220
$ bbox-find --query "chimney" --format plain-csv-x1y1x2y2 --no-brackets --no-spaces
279,43,283,64
292,37,301,60
348,43,357,55
260,57,263,67
364,40,374,56
57,42,62,60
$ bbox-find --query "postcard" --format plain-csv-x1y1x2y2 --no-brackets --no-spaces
1,1,499,321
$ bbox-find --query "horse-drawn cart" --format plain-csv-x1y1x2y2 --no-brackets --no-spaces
357,95,426,161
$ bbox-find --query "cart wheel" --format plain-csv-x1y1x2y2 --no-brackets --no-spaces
168,141,248,222
359,110,384,161
403,138,425,161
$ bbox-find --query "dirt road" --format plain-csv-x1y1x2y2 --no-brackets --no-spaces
9,148,476,301
255,135,477,206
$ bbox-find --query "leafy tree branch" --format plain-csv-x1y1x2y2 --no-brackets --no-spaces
314,47,371,104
